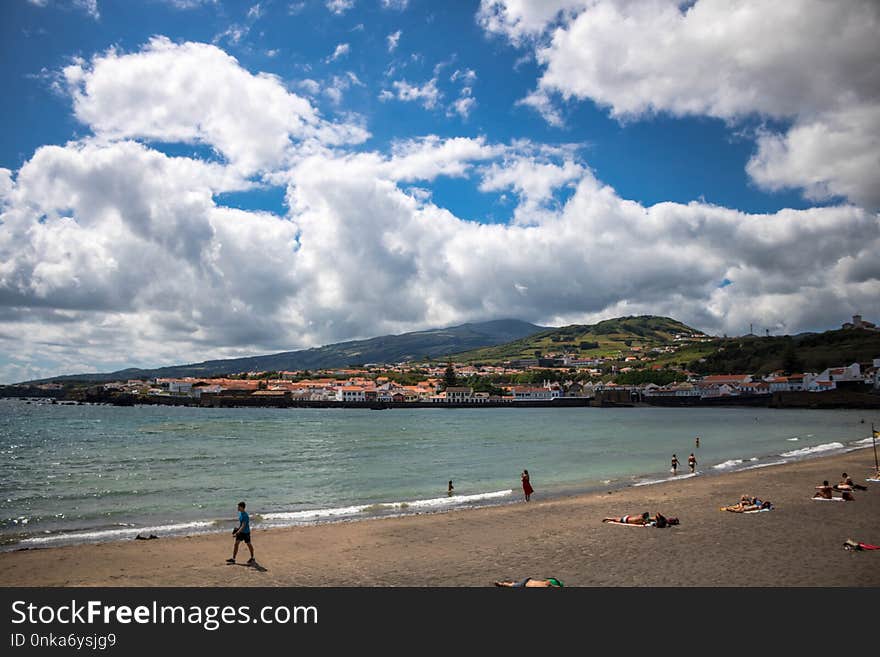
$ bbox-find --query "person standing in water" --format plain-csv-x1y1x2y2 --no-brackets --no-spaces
688,453,697,474
695,436,700,449
521,469,534,502
671,454,679,476
448,480,454,497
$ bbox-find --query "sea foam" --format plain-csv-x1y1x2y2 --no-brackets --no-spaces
261,489,514,522
780,442,844,458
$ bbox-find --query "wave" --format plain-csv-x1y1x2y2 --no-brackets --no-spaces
780,442,844,458
742,460,789,470
18,520,216,546
713,459,744,470
633,472,698,487
261,489,514,522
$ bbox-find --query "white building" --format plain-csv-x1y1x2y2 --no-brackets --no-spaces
510,386,553,401
335,386,365,402
445,387,474,402
168,381,193,395
815,363,861,383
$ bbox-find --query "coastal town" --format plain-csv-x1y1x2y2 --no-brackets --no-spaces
22,357,880,409
84,357,880,405
9,315,879,408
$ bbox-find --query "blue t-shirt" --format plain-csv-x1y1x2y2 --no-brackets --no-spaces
238,510,250,534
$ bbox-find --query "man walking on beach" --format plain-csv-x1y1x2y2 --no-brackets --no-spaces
227,501,255,566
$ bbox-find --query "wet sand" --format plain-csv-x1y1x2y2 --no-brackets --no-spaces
1,449,878,586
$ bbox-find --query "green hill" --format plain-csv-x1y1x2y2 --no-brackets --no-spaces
447,316,705,363
683,328,880,376
447,315,880,379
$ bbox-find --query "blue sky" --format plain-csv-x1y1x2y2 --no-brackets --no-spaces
1,0,878,381
3,0,821,215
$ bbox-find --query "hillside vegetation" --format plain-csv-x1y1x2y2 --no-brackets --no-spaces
448,316,704,363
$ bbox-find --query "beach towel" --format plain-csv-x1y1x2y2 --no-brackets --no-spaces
812,497,846,501
604,520,651,527
866,478,880,483
743,507,773,514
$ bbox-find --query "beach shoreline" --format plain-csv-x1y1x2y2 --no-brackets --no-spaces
2,448,878,587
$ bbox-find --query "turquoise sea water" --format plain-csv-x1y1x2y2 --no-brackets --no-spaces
1,399,877,549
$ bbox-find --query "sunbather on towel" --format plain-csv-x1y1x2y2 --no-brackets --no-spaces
495,577,564,587
603,512,651,525
651,512,679,527
843,539,879,551
722,495,772,512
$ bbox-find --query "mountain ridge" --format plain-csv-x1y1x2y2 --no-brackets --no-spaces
19,319,544,384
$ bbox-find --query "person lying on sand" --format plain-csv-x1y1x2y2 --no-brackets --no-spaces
602,512,678,527
721,496,772,512
843,539,880,551
721,494,754,511
495,577,564,587
651,512,679,527
603,512,651,525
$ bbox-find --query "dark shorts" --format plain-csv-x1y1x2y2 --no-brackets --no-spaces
235,532,251,544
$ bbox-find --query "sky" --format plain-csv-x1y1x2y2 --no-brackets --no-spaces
0,0,878,382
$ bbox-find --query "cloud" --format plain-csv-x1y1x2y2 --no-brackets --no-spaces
477,0,585,44
3,37,878,382
163,0,219,8
449,94,476,120
448,69,478,119
450,69,476,85
62,37,368,175
381,0,408,9
479,154,583,224
746,106,880,209
213,24,250,45
386,30,402,53
326,0,355,15
482,0,880,209
28,0,100,18
324,72,364,105
517,89,563,127
298,79,321,95
387,78,441,109
74,0,99,19
326,43,351,62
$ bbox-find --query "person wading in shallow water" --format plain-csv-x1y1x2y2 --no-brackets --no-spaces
671,454,679,476
521,469,534,502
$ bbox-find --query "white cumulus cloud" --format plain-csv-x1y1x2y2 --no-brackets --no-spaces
481,0,880,208
63,37,368,175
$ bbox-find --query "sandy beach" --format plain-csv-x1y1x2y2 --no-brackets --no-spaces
1,449,878,587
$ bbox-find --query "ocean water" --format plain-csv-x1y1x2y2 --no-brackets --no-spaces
1,399,876,549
